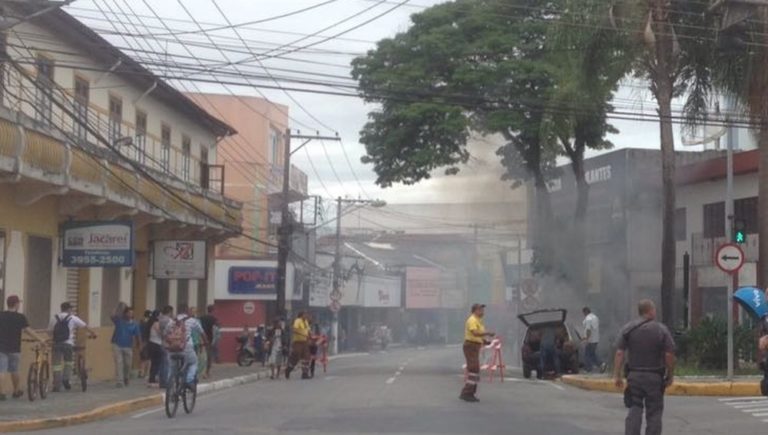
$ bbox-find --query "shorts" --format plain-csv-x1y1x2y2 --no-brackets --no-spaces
0,352,21,373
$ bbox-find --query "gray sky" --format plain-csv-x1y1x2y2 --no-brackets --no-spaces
68,0,718,205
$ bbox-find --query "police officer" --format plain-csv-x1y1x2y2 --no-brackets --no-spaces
613,299,676,435
460,304,494,402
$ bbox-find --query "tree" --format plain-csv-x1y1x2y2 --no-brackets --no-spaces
698,3,768,287
352,0,627,281
613,0,712,326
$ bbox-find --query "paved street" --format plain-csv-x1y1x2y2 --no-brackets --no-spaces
25,346,767,435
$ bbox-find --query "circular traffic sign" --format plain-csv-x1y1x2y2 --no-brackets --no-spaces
715,243,745,275
329,300,341,313
243,301,256,315
521,279,538,297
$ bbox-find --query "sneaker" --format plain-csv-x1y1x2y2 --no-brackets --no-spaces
12,390,23,399
62,381,71,391
459,395,479,402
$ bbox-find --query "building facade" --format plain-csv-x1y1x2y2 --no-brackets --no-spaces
0,8,241,380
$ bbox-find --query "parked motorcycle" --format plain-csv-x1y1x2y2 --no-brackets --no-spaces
236,336,257,367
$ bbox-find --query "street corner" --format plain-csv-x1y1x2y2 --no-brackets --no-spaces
561,375,623,394
561,375,763,397
0,394,163,433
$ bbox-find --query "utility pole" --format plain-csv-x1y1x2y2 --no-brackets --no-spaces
725,118,735,381
276,130,340,320
330,196,385,355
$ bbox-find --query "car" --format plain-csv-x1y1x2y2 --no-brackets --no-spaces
518,308,581,379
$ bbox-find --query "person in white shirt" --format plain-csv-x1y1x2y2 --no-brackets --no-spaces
48,302,97,392
168,304,206,387
582,307,606,373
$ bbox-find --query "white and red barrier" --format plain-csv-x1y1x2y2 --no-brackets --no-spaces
313,335,329,373
463,337,505,383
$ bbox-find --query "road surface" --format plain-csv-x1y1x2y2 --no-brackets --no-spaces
29,346,766,435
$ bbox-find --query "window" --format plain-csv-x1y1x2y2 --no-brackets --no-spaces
181,135,191,181
674,208,687,242
73,76,89,141
269,128,280,165
703,201,725,238
35,56,54,125
135,110,147,164
108,95,122,144
161,124,171,172
734,196,758,234
25,236,52,328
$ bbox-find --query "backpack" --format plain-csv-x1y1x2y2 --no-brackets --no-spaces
164,317,188,352
52,315,72,344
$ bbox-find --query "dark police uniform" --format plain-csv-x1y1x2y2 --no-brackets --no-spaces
616,318,675,435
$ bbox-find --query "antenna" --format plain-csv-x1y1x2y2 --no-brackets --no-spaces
680,102,728,149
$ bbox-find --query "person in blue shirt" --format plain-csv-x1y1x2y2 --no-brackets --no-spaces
111,303,142,388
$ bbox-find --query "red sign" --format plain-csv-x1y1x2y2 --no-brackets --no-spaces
715,243,745,275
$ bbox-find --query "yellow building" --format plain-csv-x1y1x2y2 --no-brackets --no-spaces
0,7,241,381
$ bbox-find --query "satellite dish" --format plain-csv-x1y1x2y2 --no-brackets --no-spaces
681,123,727,148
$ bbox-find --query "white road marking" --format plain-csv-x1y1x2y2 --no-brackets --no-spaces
719,397,765,402
132,407,164,419
324,376,338,381
751,412,768,417
728,400,768,409
543,381,565,391
386,377,396,384
398,366,405,371
742,408,768,413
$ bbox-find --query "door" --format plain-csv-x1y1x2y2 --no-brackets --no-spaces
155,279,169,310
25,236,52,328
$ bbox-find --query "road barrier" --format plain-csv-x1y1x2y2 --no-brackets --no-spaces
463,337,506,383
313,335,329,373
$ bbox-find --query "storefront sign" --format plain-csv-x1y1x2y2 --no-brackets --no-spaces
214,259,296,301
362,275,402,308
406,267,441,309
152,240,207,279
61,221,133,267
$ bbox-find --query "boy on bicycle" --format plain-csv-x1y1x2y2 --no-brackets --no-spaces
164,304,206,389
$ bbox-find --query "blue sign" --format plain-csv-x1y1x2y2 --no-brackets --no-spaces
228,267,277,296
733,287,768,320
61,221,133,268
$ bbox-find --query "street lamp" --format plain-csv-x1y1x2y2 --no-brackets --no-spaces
330,197,385,355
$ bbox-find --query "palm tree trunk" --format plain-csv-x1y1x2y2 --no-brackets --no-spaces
758,128,768,287
659,94,677,328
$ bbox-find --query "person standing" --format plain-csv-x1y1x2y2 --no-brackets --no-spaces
460,304,494,402
111,303,142,388
138,310,152,379
266,319,286,380
198,305,218,379
286,311,311,380
49,302,97,392
145,310,163,387
582,307,607,373
0,295,47,400
614,300,676,435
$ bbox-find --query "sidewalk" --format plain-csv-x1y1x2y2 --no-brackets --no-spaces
562,374,763,396
0,363,267,423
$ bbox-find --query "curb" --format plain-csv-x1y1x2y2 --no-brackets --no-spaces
0,370,268,433
561,375,762,397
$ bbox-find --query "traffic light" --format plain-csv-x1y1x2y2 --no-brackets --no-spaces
734,220,746,244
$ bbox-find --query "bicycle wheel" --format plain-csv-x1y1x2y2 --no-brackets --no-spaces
183,381,196,414
77,356,88,392
164,371,180,418
39,361,50,400
27,362,38,402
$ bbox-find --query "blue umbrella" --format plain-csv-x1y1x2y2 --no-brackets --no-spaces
733,287,768,320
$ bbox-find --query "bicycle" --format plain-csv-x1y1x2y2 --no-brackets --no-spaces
24,340,50,402
164,354,197,418
71,340,92,392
